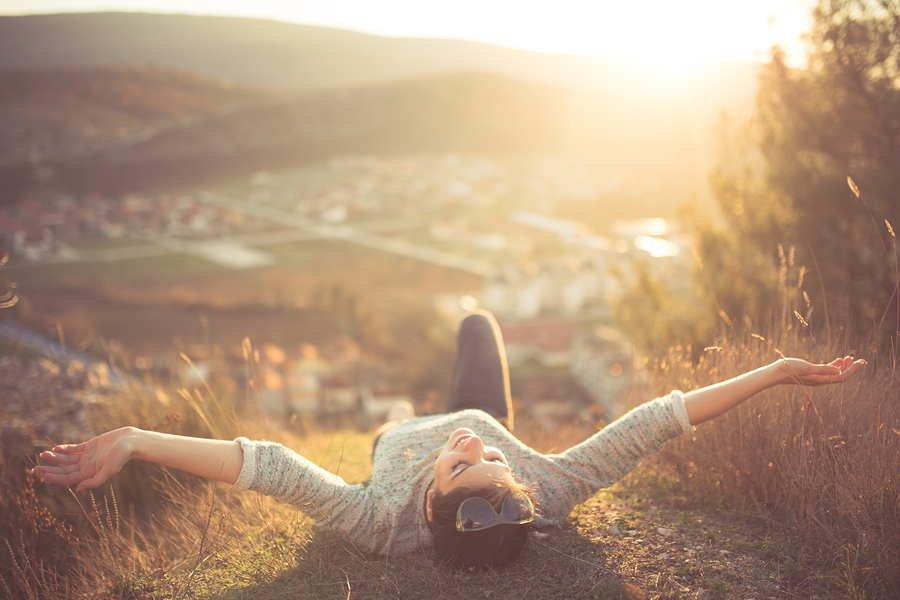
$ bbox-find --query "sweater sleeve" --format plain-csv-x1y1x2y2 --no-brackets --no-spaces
231,438,377,548
530,392,693,522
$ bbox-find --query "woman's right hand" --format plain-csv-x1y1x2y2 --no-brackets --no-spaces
34,427,139,491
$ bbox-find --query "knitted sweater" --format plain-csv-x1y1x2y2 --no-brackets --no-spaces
232,391,693,556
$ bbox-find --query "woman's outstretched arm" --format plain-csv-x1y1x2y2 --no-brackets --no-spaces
33,427,243,491
683,356,866,426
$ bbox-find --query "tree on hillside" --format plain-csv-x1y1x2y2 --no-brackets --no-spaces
613,259,715,359
706,0,900,343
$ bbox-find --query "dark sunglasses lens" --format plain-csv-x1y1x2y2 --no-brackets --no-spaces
501,494,532,522
460,498,496,529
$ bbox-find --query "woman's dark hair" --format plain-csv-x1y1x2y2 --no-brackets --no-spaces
425,477,535,570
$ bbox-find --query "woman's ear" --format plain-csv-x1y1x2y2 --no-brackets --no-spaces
425,488,435,523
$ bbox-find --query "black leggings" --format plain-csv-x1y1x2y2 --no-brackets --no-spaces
445,310,514,432
372,310,513,457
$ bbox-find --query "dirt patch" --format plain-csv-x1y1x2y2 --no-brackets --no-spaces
556,488,845,600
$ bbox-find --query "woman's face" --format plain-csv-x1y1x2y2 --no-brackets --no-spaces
431,428,511,496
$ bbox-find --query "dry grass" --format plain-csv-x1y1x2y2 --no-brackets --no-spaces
4,325,898,599
2,267,898,598
0,345,374,600
625,319,900,598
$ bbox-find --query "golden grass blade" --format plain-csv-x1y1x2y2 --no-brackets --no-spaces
847,175,860,197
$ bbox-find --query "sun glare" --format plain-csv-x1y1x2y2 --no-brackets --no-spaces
620,50,715,79
3,0,808,70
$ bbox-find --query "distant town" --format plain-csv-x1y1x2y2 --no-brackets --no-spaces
1,153,694,421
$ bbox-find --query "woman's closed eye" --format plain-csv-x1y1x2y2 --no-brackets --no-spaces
451,457,505,471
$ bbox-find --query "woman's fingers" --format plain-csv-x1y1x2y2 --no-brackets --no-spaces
50,442,87,455
39,451,82,466
38,471,81,486
842,358,866,378
830,356,856,372
34,433,130,489
814,357,866,384
33,462,84,481
34,460,112,488
39,463,83,476
35,460,92,485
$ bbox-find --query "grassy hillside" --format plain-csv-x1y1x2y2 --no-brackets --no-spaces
2,313,895,598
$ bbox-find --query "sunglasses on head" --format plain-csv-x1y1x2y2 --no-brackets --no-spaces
455,491,535,532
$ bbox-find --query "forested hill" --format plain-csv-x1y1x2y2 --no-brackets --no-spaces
0,66,264,165
0,66,709,198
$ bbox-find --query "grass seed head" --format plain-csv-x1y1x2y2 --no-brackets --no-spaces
847,175,860,198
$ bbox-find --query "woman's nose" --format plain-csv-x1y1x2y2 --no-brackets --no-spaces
461,435,485,457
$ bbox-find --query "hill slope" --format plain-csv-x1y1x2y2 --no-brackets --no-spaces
0,65,263,166
0,67,706,196
0,13,756,107
0,13,755,200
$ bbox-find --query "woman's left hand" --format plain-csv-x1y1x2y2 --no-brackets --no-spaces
684,356,867,426
776,356,867,386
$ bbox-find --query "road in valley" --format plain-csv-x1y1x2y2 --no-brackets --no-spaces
9,196,493,276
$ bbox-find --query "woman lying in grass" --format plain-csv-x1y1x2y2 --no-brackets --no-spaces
35,311,865,570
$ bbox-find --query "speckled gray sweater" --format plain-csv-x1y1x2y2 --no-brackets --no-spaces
232,391,693,556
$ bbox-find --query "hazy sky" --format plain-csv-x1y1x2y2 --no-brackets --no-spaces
0,0,815,68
